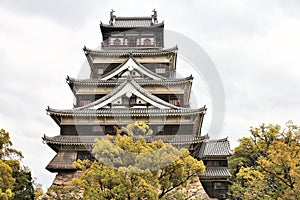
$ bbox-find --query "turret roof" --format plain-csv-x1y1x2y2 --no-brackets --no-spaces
200,167,231,178
198,138,232,158
100,10,164,28
66,75,193,86
46,107,206,117
43,134,207,146
83,46,177,56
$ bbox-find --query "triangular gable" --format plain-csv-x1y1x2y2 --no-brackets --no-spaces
100,57,166,81
77,78,179,110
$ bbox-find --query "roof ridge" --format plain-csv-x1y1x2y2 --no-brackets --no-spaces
83,46,178,54
207,137,229,143
43,134,208,145
100,21,164,28
115,16,152,20
66,75,193,84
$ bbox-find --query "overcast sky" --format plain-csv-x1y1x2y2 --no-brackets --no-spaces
1,0,300,189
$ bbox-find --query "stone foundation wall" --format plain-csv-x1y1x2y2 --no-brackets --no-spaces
52,171,83,187
46,171,210,200
177,177,211,200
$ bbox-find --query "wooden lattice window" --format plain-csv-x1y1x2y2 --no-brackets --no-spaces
92,125,104,132
113,38,121,46
206,160,220,167
155,68,165,74
128,37,137,47
79,99,91,107
97,67,103,74
214,182,227,190
144,38,151,46
169,95,180,106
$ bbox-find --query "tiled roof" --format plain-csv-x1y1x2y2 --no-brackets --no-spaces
200,167,231,178
46,152,77,172
47,107,206,117
49,77,205,114
115,17,152,27
198,138,232,158
43,135,207,145
84,46,177,56
66,75,193,86
101,17,164,28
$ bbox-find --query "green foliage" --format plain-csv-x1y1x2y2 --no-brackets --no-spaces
0,129,34,200
33,177,44,200
0,160,14,200
11,167,34,200
229,121,300,200
70,123,205,200
0,129,22,160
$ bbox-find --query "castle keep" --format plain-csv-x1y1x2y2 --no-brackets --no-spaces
43,10,231,199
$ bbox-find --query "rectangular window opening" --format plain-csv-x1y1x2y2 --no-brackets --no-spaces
156,68,166,74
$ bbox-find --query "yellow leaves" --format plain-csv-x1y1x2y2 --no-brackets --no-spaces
0,188,13,200
147,129,153,136
0,129,23,160
73,131,206,199
0,160,15,198
230,122,300,200
122,121,153,136
73,159,92,170
237,167,264,182
105,134,114,140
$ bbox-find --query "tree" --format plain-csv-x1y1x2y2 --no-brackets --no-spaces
0,160,14,200
0,129,22,160
70,122,205,200
0,129,34,200
229,121,300,200
121,121,153,136
33,177,44,200
11,165,34,200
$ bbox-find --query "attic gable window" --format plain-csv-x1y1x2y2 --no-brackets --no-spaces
97,67,104,74
155,68,165,74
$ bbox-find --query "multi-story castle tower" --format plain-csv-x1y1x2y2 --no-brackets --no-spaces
43,10,231,199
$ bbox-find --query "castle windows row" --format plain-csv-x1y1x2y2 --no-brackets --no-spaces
76,94,184,108
60,124,194,136
102,32,163,48
92,63,170,78
110,38,154,47
96,66,165,76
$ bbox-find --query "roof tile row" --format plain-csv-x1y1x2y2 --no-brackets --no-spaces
198,138,232,158
200,167,231,178
66,75,193,86
43,135,207,145
84,46,177,56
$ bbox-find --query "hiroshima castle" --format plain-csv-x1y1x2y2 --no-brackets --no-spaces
43,10,232,199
